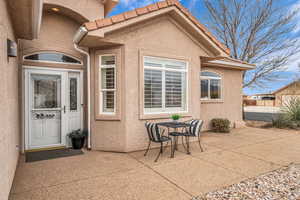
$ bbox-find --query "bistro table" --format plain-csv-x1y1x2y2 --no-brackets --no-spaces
157,121,191,158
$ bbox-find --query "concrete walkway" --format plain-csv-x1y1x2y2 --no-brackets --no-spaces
9,128,300,200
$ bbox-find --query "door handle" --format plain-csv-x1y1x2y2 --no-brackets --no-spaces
63,106,66,113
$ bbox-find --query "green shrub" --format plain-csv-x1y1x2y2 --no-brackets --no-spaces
171,114,181,121
273,97,300,129
281,97,300,121
272,114,292,129
211,118,231,133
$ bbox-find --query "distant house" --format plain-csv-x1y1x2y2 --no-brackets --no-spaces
272,81,300,106
246,94,275,100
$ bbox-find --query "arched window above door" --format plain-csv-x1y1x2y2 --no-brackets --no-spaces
24,52,82,65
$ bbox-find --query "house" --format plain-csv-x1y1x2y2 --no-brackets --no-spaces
243,93,275,106
1,0,255,198
272,80,300,106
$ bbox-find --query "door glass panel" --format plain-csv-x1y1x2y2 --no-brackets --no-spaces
69,78,77,111
32,74,61,109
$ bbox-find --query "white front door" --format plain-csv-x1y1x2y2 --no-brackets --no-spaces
25,68,83,150
66,72,83,146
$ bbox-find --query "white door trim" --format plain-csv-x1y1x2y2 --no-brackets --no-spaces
23,66,84,151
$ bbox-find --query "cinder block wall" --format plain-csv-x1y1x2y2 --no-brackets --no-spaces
0,1,20,199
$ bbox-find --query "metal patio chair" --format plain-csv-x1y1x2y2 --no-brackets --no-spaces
182,119,204,153
144,122,172,162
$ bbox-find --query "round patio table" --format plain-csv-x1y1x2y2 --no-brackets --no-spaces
157,121,191,158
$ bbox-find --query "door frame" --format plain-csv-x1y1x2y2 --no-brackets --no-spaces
23,66,84,151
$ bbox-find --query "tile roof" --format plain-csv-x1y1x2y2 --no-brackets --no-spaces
84,0,230,55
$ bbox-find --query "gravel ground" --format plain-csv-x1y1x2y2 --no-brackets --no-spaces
195,164,300,200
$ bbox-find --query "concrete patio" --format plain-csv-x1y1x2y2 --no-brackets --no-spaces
9,127,300,200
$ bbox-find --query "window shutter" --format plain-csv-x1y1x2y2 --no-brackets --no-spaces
165,71,183,108
100,55,116,114
144,69,162,109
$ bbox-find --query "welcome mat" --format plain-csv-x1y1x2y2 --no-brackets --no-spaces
25,148,84,162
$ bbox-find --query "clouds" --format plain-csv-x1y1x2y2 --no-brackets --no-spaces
118,0,183,10
118,0,161,10
290,0,300,34
188,0,198,10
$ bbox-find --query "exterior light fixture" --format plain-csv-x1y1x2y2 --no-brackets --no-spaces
51,7,59,12
7,39,17,57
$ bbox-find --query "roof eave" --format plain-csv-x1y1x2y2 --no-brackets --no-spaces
202,59,255,71
84,6,229,55
7,0,43,40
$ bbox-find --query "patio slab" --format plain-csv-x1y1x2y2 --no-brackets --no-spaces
152,157,246,196
195,150,281,178
231,136,300,166
10,166,191,200
11,151,142,194
9,127,300,200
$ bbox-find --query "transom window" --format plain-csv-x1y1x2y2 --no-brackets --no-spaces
143,56,188,114
99,55,116,114
200,71,221,100
24,52,82,64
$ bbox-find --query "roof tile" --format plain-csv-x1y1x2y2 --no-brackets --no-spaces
135,7,149,15
157,1,168,8
96,18,113,28
146,3,159,12
84,21,97,31
166,0,178,6
85,0,230,54
111,14,125,23
124,10,138,19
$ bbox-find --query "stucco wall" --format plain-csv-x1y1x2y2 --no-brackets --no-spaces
200,67,243,130
0,1,20,199
90,48,127,152
90,16,244,152
21,12,83,63
44,0,105,21
275,82,300,106
91,16,212,152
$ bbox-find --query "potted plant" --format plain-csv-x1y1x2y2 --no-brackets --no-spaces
68,129,87,149
171,114,181,122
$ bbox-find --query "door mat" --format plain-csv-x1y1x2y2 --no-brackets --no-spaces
25,148,84,162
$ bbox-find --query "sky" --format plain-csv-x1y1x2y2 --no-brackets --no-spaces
108,0,300,95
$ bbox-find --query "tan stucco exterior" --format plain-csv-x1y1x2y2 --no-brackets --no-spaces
89,16,245,152
0,1,20,199
274,81,300,107
200,67,243,130
2,0,253,198
44,0,105,22
20,12,83,62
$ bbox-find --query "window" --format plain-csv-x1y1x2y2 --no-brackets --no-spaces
99,55,116,114
69,78,78,111
24,52,82,64
32,74,61,109
200,71,221,100
144,56,187,113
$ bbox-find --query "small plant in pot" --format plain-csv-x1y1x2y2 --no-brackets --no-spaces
68,129,87,149
171,114,181,122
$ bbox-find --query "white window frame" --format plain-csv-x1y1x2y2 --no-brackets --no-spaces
99,54,117,115
200,71,222,100
143,56,188,114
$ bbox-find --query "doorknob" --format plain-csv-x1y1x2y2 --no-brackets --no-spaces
63,106,66,113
